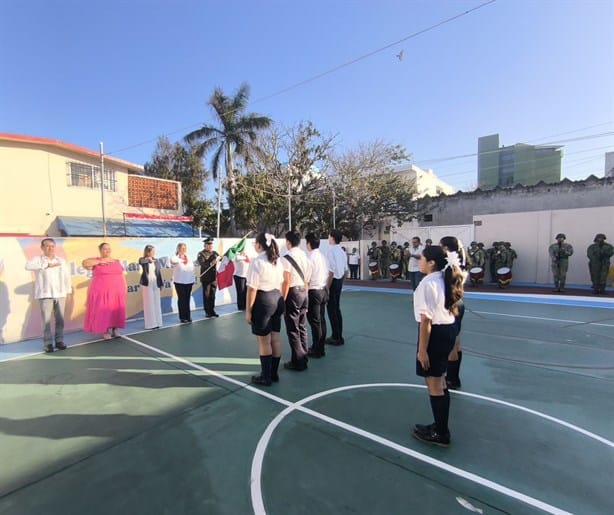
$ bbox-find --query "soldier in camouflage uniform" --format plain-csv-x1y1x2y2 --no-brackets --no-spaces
504,242,517,269
548,233,573,292
587,233,614,294
379,240,390,279
494,242,511,288
389,241,402,282
486,241,499,283
367,241,380,280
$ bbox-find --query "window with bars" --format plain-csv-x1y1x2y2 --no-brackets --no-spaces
67,162,116,191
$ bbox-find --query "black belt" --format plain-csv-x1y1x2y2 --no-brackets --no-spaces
309,287,326,291
289,286,305,291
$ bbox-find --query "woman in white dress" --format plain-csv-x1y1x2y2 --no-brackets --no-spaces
139,244,164,329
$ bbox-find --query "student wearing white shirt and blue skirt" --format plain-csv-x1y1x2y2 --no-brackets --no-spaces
246,233,288,386
412,245,464,447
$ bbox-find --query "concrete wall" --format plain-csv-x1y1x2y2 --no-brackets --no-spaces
474,206,614,285
416,176,614,227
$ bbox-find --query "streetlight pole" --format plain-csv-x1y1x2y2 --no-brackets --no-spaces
99,142,107,237
332,188,336,229
288,166,292,231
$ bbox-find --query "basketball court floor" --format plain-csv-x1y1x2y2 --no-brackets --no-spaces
1,287,613,514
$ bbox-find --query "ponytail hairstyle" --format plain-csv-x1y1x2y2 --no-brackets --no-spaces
439,236,468,270
422,244,465,315
255,232,280,265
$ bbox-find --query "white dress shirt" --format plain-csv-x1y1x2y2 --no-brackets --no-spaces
308,248,329,289
282,247,312,288
233,253,249,278
247,253,285,291
25,256,72,299
408,244,425,272
170,255,195,284
327,244,348,279
413,271,455,324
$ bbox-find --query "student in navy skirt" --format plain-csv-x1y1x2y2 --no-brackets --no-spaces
412,245,465,446
440,236,468,390
246,233,287,386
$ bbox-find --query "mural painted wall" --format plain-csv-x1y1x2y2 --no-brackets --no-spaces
0,237,257,345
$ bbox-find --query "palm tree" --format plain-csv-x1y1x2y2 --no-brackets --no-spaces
185,83,271,236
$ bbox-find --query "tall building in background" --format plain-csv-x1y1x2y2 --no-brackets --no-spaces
477,134,562,189
392,163,455,198
605,151,614,178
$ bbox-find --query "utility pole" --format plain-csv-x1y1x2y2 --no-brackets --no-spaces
288,167,292,231
99,142,107,237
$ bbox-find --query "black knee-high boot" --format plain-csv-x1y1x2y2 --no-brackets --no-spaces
271,356,281,382
252,355,272,386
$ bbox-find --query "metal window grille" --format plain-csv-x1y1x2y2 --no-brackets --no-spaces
67,162,116,191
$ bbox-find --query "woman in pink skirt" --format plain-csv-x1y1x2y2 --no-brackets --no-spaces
82,242,127,340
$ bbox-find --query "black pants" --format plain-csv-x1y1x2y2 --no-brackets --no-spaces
284,287,308,365
349,264,359,280
327,277,344,341
202,280,217,315
234,275,247,310
174,282,193,321
307,289,327,351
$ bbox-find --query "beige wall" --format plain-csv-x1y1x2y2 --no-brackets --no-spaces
474,206,614,286
0,141,180,236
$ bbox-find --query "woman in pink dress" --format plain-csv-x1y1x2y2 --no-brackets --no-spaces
82,242,127,340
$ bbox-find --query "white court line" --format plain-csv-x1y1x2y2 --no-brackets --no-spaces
119,336,614,515
472,310,614,327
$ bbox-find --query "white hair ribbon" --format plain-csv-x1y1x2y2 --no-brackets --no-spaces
265,233,273,247
444,251,461,271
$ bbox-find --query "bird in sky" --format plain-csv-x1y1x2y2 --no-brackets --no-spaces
396,50,404,61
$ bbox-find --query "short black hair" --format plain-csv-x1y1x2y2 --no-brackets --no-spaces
329,229,342,244
305,233,320,249
285,230,301,247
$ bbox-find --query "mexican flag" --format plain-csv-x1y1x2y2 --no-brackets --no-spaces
216,236,248,290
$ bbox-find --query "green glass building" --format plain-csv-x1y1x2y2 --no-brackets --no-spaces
477,134,562,189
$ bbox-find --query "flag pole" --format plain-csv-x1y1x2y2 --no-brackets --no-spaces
198,230,253,278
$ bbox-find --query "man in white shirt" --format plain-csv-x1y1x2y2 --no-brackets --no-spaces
305,233,329,358
326,229,348,346
25,238,72,353
408,237,425,290
282,230,312,371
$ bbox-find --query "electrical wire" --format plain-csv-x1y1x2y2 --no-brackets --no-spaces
105,0,498,158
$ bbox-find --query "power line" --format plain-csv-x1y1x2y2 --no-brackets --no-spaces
105,0,497,158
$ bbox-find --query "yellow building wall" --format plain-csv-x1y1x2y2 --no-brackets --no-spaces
1,140,180,236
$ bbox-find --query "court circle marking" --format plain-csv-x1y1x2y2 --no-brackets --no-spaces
250,382,614,515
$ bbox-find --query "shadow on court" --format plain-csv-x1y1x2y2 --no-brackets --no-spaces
0,290,613,514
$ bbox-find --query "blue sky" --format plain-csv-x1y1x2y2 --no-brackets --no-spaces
1,0,613,193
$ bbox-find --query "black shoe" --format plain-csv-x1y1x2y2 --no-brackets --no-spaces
44,344,54,353
414,422,436,436
212,312,219,318
55,342,67,351
325,337,344,346
307,349,325,358
251,375,272,386
283,361,307,371
180,319,191,323
412,427,451,447
205,313,218,318
446,378,461,390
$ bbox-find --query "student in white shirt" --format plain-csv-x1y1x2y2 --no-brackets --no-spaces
325,229,348,346
25,238,72,353
246,233,287,386
282,230,312,371
305,233,329,358
407,237,425,289
412,245,464,447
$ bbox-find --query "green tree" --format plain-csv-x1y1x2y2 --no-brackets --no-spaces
233,122,335,234
327,141,415,239
143,136,212,230
185,82,272,236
